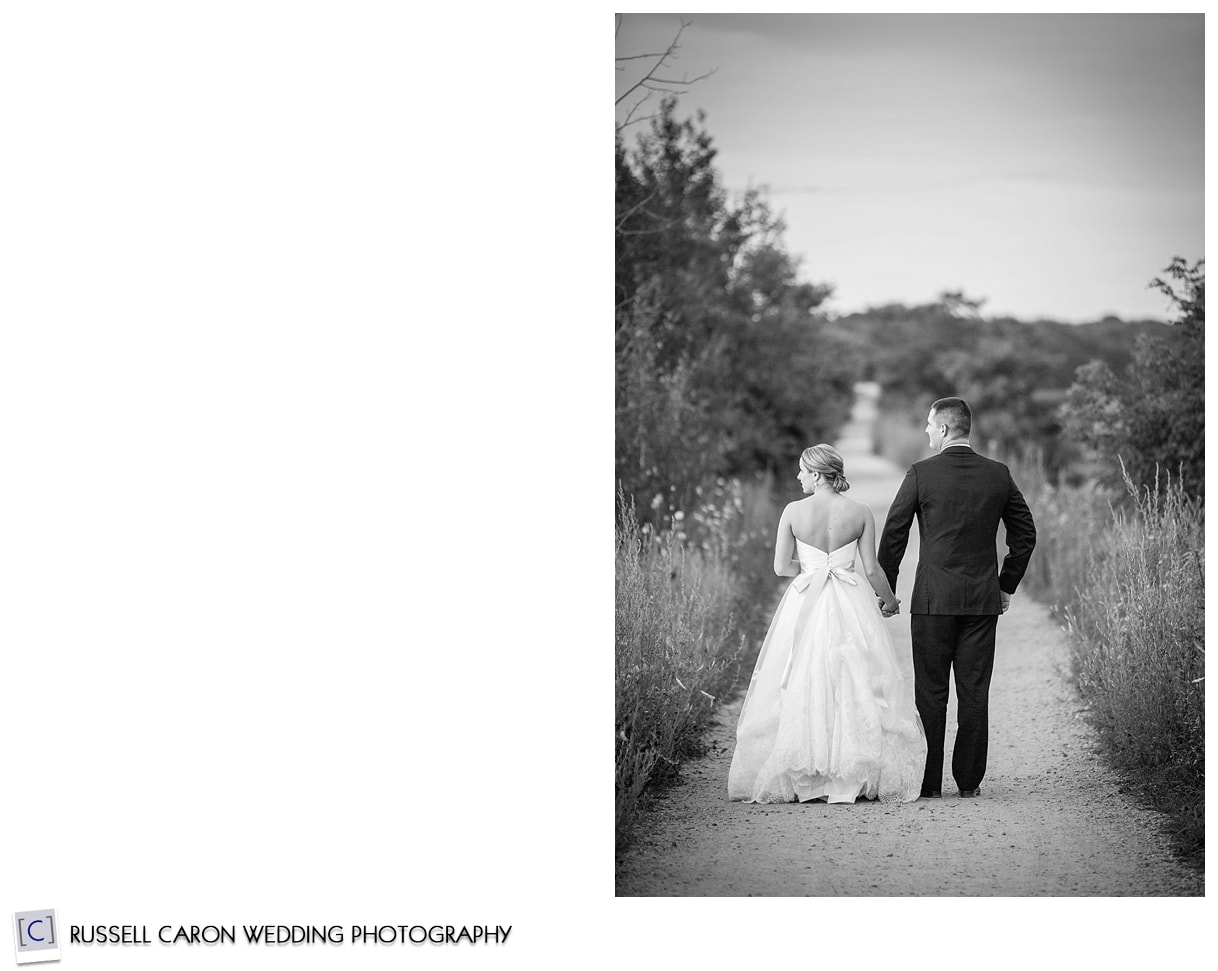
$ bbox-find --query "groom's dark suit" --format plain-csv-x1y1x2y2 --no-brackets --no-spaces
878,444,1036,794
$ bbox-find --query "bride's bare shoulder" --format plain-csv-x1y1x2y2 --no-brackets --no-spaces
779,496,813,525
838,495,874,530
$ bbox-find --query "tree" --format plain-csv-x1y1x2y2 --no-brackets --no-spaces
616,98,854,517
1062,258,1204,498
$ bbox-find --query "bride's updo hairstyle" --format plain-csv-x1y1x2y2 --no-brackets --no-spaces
800,444,851,493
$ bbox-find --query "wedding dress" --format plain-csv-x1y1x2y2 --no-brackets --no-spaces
728,538,926,803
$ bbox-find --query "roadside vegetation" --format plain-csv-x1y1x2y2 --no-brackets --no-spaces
615,481,780,853
1016,260,1204,869
1022,464,1203,865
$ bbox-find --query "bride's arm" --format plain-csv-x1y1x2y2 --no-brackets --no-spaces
773,505,800,577
858,509,899,611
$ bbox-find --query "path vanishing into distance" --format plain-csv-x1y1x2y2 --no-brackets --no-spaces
616,383,1201,897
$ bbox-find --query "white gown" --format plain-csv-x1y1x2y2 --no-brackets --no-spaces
728,538,927,803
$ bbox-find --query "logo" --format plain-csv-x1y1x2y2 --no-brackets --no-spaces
12,910,59,965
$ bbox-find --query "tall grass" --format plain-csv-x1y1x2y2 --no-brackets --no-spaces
1007,453,1110,615
1064,467,1203,863
615,478,780,854
1011,455,1204,867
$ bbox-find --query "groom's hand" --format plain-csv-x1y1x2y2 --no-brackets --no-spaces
1000,591,1011,614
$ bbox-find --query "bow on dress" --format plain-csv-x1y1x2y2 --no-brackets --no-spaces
780,564,859,690
791,566,858,592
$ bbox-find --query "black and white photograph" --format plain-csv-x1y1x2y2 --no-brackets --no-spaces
615,13,1203,898
5,6,1208,969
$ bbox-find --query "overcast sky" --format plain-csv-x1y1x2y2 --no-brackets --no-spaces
616,13,1203,322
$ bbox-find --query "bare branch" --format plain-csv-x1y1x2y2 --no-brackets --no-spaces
615,18,693,108
616,18,714,137
615,189,659,232
617,110,658,133
649,68,717,87
618,89,656,132
615,200,685,237
615,52,684,62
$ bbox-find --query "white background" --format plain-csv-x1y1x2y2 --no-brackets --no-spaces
0,3,1210,969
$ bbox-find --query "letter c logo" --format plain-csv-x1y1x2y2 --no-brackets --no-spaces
27,919,44,942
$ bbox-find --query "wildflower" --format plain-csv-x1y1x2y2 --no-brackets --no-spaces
673,510,685,521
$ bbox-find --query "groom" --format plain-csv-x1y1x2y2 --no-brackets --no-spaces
878,397,1036,800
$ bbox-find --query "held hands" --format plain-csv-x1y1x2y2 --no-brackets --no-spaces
1000,591,1011,614
879,597,900,618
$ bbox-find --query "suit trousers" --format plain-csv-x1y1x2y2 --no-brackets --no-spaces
910,613,999,793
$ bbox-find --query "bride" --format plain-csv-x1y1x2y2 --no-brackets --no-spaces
728,444,927,804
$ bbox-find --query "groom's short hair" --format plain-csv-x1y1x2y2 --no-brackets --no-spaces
931,397,972,437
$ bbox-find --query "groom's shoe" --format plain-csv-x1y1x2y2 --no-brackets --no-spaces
919,789,941,799
959,787,981,798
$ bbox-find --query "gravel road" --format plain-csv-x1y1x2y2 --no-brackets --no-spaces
616,385,1202,897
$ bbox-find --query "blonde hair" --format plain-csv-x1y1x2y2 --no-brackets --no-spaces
800,444,851,493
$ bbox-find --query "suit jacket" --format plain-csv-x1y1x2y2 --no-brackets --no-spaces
878,446,1036,615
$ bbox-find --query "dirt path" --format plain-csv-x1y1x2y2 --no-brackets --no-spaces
616,384,1201,896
